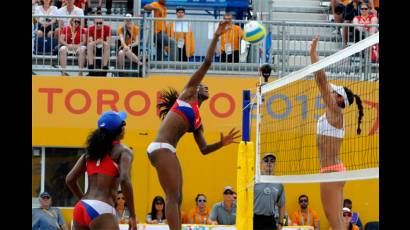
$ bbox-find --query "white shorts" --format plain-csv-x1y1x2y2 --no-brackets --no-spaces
147,142,176,156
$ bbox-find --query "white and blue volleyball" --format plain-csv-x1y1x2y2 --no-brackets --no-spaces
243,21,266,44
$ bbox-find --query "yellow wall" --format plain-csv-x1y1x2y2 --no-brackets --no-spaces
32,76,378,229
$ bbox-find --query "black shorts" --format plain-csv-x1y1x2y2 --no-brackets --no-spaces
253,214,277,230
37,23,57,35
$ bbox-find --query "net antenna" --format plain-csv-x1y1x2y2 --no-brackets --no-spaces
255,33,379,184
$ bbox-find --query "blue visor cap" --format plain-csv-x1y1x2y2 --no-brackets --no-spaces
98,111,127,132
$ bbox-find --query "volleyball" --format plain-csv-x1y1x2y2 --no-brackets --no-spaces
243,21,267,44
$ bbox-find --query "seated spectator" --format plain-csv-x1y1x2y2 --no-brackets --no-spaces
58,18,87,76
32,192,68,230
167,6,195,62
117,14,142,70
34,0,58,38
344,199,363,230
343,207,360,230
291,195,319,230
352,3,378,42
220,12,243,63
115,191,130,224
188,193,212,224
143,0,179,61
210,186,237,225
330,0,349,25
87,13,111,76
146,196,168,224
56,0,84,29
342,0,363,45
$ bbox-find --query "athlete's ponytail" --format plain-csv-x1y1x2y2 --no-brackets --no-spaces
354,94,364,135
158,88,179,120
344,87,364,135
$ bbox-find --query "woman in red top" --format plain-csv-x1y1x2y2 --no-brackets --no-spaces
353,3,378,41
146,21,240,230
66,111,137,230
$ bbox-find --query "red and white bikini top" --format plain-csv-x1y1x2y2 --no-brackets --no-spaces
86,141,120,177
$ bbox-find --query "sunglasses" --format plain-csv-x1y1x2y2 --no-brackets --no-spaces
224,191,234,195
299,199,308,203
361,8,368,10
41,196,50,200
263,158,275,163
198,199,207,203
74,20,81,24
343,212,352,217
117,197,125,200
96,22,103,25
156,202,164,205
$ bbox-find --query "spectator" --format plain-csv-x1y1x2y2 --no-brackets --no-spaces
74,0,86,12
253,153,286,230
87,14,111,76
344,199,363,230
352,3,378,42
34,0,58,38
143,0,179,61
220,12,243,63
32,192,68,230
167,6,195,62
291,195,319,230
210,186,237,225
58,18,87,76
85,0,112,14
115,191,131,224
343,208,360,230
56,0,84,29
146,196,168,224
343,0,364,45
188,194,212,224
233,191,237,201
117,14,142,71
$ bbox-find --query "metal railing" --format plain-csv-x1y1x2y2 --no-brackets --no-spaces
32,14,378,78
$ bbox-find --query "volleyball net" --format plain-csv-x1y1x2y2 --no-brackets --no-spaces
254,33,379,184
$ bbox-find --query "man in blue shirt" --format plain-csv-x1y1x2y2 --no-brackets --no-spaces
32,192,68,230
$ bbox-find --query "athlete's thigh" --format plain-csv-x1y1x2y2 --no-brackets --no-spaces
90,213,120,230
150,149,182,195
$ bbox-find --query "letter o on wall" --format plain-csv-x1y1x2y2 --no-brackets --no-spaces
266,94,291,119
124,90,150,116
65,89,92,114
209,93,235,118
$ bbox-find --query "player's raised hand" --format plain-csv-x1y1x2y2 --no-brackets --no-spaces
220,128,241,146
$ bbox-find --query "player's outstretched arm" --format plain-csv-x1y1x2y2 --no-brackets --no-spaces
180,21,229,99
310,35,339,112
194,126,241,155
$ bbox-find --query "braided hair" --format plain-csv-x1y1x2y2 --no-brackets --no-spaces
344,87,364,135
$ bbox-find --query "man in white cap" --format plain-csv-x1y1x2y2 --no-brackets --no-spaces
210,186,237,225
253,153,286,230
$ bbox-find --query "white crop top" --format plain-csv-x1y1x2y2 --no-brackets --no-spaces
317,114,344,138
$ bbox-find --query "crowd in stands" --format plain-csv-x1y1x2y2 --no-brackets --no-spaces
32,0,379,77
331,0,379,46
31,0,249,76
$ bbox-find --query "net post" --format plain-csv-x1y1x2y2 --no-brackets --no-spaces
242,90,251,142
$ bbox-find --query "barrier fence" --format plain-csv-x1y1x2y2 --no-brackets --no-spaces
32,14,378,79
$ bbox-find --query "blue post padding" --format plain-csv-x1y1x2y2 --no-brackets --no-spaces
242,90,251,142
